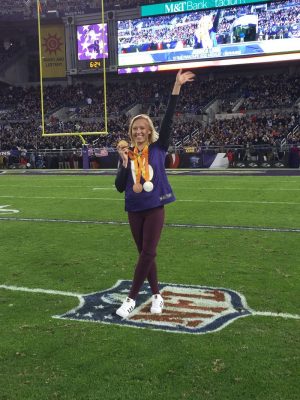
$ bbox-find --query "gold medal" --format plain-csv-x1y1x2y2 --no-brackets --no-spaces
133,183,143,193
117,140,129,151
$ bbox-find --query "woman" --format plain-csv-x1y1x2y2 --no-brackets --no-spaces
115,69,195,318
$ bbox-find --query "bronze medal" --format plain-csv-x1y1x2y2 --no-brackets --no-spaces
133,183,143,193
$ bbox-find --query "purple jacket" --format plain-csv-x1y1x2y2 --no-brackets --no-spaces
115,95,178,212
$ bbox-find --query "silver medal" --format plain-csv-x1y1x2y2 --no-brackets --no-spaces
143,181,154,192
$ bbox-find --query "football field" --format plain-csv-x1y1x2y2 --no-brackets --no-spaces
0,172,299,400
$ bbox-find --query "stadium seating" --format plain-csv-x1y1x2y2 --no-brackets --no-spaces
0,0,299,169
0,73,299,156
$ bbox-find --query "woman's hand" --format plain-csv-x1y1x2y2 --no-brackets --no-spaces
172,69,195,95
175,69,195,86
117,141,129,168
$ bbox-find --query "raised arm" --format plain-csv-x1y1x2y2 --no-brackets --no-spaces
158,70,195,149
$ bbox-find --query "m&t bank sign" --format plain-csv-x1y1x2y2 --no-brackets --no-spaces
141,0,272,16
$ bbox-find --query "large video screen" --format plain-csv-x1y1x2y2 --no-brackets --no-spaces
118,0,300,73
77,24,108,61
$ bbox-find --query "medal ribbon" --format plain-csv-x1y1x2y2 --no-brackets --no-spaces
128,146,150,184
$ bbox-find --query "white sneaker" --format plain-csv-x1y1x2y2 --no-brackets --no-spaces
150,294,164,314
116,297,136,318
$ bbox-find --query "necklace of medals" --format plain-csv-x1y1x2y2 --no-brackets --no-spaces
128,145,154,193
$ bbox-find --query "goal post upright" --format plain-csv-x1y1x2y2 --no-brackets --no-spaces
37,0,108,142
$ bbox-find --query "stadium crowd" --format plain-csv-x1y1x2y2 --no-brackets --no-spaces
241,75,300,110
257,1,300,39
2,0,298,28
0,0,176,19
0,1,299,169
194,112,299,148
1,108,299,169
0,73,299,161
216,73,300,112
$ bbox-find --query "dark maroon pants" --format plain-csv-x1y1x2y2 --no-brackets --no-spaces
128,206,165,300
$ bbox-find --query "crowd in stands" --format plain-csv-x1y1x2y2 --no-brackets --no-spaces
1,108,299,169
0,74,243,141
148,76,241,116
0,82,139,122
220,73,300,112
2,0,298,28
257,2,300,39
194,111,299,148
0,2,299,168
0,72,299,161
0,0,27,19
0,0,175,19
118,12,213,48
240,74,300,110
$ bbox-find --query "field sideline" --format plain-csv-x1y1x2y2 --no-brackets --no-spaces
0,172,299,400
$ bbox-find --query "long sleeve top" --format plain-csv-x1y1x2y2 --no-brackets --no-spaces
115,94,178,212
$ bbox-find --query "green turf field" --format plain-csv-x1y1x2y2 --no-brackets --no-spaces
0,173,299,400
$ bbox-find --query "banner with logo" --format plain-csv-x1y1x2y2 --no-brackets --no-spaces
41,25,66,78
141,0,273,17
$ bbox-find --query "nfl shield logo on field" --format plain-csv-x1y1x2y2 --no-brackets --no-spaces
56,280,251,334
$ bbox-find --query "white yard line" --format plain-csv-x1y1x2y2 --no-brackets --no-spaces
1,217,300,233
0,185,113,189
250,310,300,320
179,199,300,205
0,195,300,205
0,284,82,298
176,187,300,191
2,185,300,191
0,196,122,201
92,188,115,190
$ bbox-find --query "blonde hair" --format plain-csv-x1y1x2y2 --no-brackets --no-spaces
128,114,159,146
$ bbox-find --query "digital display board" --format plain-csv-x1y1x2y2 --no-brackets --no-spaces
118,0,300,73
77,23,108,61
